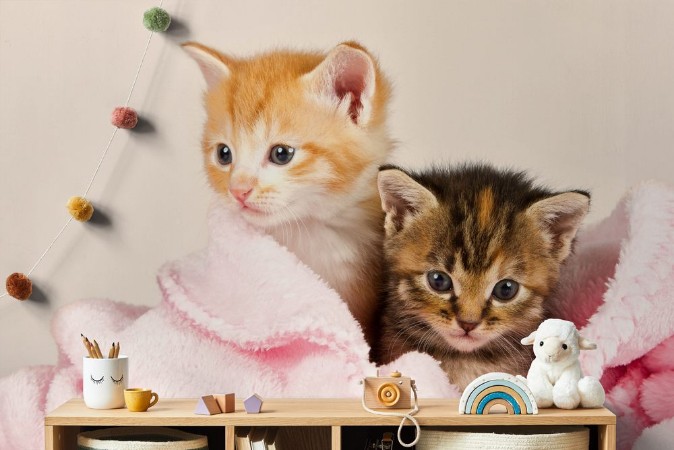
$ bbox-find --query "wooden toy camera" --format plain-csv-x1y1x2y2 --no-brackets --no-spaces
363,371,415,409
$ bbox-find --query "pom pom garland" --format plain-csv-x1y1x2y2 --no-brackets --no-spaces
143,7,171,32
6,273,32,301
3,3,169,300
67,196,94,222
111,107,138,129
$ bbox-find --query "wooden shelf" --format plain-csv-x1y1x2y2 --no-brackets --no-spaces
45,398,616,449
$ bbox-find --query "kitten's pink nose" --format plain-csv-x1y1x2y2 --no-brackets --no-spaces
458,320,480,333
230,186,253,204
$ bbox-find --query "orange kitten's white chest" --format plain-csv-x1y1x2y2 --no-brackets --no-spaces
267,194,383,333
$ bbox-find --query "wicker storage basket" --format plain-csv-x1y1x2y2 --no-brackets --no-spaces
77,427,208,450
417,426,589,450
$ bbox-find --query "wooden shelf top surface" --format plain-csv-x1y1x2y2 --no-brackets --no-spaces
46,398,615,427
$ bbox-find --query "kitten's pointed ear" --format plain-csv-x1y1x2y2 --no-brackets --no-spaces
378,167,438,235
303,42,376,125
182,42,232,89
526,191,590,262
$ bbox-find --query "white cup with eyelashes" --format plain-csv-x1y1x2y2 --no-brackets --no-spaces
82,356,128,409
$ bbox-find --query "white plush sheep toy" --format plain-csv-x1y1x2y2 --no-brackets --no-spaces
521,318,605,409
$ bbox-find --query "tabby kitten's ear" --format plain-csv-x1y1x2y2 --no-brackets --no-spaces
303,42,376,125
182,42,234,89
526,191,590,262
377,167,438,235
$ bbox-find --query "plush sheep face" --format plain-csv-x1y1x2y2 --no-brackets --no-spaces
522,318,596,364
534,335,578,364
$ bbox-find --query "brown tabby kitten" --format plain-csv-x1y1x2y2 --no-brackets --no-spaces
372,164,590,389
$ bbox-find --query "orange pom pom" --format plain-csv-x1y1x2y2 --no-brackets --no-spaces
6,273,32,301
67,196,94,222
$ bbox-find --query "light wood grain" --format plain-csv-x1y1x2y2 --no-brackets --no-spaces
45,424,79,450
46,398,616,427
45,398,616,450
331,425,341,450
225,425,235,450
44,425,55,450
599,423,617,450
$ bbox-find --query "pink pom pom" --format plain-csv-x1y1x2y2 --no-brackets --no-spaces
111,107,138,129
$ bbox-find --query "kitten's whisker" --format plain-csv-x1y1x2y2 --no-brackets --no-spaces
386,316,434,361
277,206,295,244
282,204,309,248
490,334,528,373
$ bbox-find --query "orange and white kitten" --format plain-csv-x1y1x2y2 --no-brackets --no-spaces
182,41,392,345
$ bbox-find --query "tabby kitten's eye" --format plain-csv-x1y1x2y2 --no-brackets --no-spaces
492,279,519,301
216,144,232,165
270,144,295,165
427,271,453,292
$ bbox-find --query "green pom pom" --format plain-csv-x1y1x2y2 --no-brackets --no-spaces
143,7,171,32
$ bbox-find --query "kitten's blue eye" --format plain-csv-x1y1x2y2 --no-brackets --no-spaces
492,279,519,301
427,271,453,292
270,144,295,165
216,144,232,165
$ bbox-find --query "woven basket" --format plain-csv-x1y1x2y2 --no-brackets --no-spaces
77,427,208,450
417,426,589,450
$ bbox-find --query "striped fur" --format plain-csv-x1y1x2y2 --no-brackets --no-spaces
373,164,590,388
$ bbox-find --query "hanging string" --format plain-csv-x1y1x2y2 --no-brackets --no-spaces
82,127,120,198
27,217,75,276
3,2,171,300
124,6,161,107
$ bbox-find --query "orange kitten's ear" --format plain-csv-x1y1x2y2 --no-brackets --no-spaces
182,42,233,89
525,191,590,262
378,167,438,235
304,42,376,125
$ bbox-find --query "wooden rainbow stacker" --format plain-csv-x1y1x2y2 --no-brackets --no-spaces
459,372,539,415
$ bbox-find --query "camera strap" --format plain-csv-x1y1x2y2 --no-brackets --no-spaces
361,381,420,447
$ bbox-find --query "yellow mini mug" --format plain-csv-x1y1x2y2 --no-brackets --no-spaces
124,388,159,412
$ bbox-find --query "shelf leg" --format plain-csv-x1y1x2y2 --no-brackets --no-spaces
598,424,616,450
45,425,78,450
331,425,341,450
225,425,235,450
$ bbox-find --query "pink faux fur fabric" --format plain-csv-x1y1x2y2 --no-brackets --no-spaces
0,200,455,450
1,182,672,450
549,181,674,450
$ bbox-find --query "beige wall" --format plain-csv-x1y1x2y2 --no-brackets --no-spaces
1,0,672,377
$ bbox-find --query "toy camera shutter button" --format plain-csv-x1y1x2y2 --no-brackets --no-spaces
390,371,402,378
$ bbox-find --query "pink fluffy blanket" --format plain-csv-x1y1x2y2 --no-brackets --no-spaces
0,200,455,449
1,182,673,450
